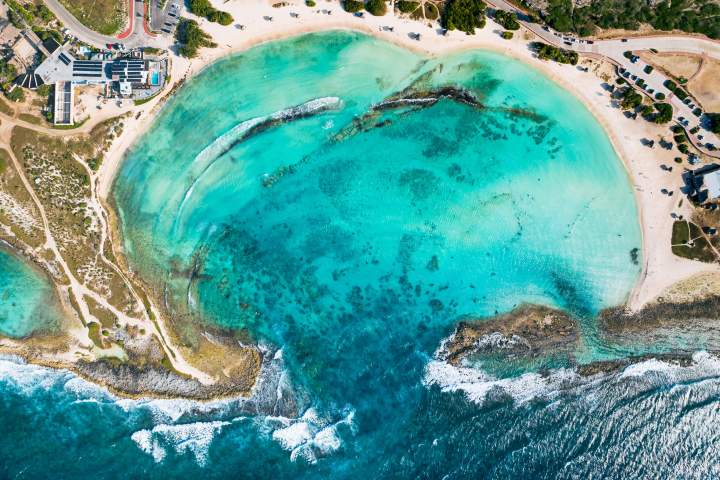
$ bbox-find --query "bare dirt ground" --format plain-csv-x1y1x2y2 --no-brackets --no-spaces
638,51,702,80
688,57,720,112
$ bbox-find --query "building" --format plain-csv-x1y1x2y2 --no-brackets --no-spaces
34,45,157,124
53,81,73,125
684,164,720,204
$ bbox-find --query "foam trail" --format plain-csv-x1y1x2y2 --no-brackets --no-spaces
172,97,343,235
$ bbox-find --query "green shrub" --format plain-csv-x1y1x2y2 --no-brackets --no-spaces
655,92,665,100
678,143,689,154
644,65,654,74
494,10,520,29
188,0,214,16
365,0,388,15
397,0,419,13
653,102,673,123
344,0,365,12
217,11,234,25
442,0,487,34
501,31,514,39
176,19,217,58
532,42,578,65
36,84,51,97
424,3,439,19
5,88,24,103
708,113,720,134
620,87,642,110
306,0,316,5
190,0,233,24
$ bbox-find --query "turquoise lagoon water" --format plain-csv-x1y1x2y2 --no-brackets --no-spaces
0,248,60,338
3,32,720,479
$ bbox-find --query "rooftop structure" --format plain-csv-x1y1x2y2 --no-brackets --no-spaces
684,164,720,204
15,73,44,89
35,47,111,84
111,59,148,85
54,81,74,125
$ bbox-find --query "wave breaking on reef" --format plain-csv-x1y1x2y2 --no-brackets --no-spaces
424,347,720,408
173,96,343,233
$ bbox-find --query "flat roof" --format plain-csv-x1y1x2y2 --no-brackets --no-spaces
705,170,720,199
36,46,111,84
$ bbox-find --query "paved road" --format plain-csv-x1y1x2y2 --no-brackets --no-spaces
43,0,161,48
487,0,720,156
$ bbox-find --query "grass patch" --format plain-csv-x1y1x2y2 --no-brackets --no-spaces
58,0,125,35
52,118,88,130
671,220,717,263
85,295,117,329
0,97,13,115
87,322,109,348
0,149,7,174
18,113,44,125
133,94,159,106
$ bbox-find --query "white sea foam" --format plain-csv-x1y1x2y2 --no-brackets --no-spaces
269,407,355,464
423,359,578,406
620,351,720,380
131,420,229,466
173,97,343,233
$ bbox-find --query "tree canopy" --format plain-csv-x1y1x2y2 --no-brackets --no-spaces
442,0,487,34
176,19,217,58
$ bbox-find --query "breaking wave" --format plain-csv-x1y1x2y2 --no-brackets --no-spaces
423,351,720,408
0,352,352,466
173,97,343,234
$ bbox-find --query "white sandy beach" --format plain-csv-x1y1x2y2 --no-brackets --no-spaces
97,0,720,312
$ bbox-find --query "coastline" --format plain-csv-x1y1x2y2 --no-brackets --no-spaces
99,0,719,314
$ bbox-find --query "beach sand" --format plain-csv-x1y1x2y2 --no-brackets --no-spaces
97,0,720,312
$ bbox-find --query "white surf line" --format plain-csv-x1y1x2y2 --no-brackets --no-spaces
171,97,343,237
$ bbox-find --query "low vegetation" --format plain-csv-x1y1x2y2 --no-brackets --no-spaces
531,42,578,65
442,0,487,34
652,102,673,123
542,0,720,39
707,113,720,134
397,0,420,13
620,86,643,109
494,10,520,30
188,0,234,25
501,31,514,39
366,0,388,16
176,19,217,58
671,220,717,263
58,0,125,35
343,0,365,13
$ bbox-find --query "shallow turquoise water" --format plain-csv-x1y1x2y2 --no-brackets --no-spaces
4,32,719,478
0,248,60,338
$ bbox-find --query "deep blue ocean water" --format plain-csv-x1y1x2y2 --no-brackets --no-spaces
2,32,720,479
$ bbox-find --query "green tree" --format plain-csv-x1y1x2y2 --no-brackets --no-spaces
365,0,387,15
397,1,419,13
176,19,217,58
188,0,214,17
707,113,720,134
494,10,520,30
653,102,673,123
442,0,487,34
343,0,365,13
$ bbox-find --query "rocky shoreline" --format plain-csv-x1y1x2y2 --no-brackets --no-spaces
436,298,720,378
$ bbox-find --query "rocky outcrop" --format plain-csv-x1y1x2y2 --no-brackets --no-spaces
74,346,303,416
438,304,579,365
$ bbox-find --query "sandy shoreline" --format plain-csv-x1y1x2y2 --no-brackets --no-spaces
98,0,719,313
